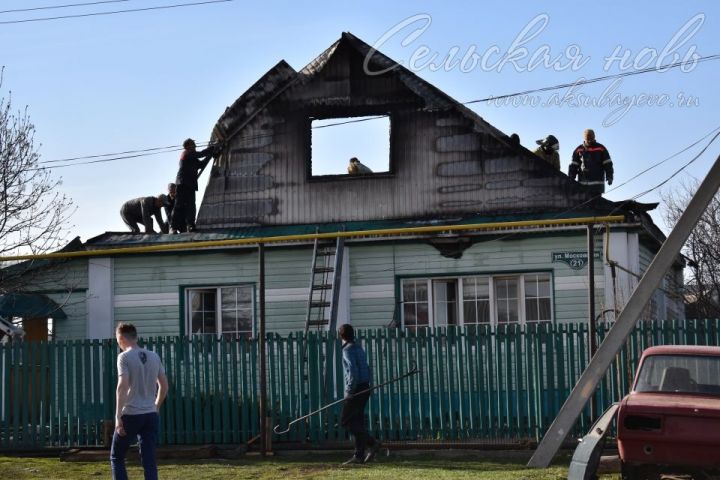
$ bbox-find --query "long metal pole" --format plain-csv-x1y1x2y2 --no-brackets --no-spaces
528,154,720,468
258,243,267,455
587,225,597,420
273,361,420,435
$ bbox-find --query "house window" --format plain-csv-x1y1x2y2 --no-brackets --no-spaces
433,279,458,326
400,273,552,328
401,279,429,330
186,286,254,338
524,273,552,323
462,277,491,324
495,277,519,324
310,116,390,176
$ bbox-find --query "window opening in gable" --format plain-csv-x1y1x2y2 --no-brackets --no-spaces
310,116,390,176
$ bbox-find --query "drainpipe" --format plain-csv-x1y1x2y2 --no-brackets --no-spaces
587,225,597,420
604,225,620,317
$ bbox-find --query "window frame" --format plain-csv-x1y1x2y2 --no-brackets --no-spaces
183,284,256,338
399,272,554,329
306,113,396,181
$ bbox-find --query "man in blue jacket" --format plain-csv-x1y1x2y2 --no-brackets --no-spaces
339,323,381,465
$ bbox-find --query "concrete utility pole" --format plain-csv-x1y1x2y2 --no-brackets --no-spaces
528,154,720,468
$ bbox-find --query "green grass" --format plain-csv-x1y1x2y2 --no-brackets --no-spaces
0,453,620,479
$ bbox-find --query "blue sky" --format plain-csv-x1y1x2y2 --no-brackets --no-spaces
1,0,718,243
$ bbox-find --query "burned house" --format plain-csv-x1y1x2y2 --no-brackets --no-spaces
7,33,684,341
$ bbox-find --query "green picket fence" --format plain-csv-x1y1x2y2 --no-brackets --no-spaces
1,319,719,449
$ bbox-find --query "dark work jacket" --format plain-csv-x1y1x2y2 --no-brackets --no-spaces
569,141,614,186
342,341,371,396
161,195,174,222
175,148,212,191
121,196,164,232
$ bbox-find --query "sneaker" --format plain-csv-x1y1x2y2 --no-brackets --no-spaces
342,456,364,466
364,442,382,463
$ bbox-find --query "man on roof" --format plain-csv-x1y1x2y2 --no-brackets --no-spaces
171,139,221,233
533,134,561,170
120,195,169,234
164,183,176,224
569,129,614,195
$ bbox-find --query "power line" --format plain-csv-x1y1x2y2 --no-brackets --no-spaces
464,54,720,104
38,118,389,168
39,149,181,169
39,142,209,164
624,129,720,202
311,115,387,129
605,125,720,195
0,0,232,25
0,0,130,14
36,53,720,169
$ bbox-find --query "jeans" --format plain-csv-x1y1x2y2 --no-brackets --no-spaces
110,412,159,480
120,206,141,233
340,383,376,459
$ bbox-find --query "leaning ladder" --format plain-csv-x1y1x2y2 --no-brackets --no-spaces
302,234,345,402
304,235,345,334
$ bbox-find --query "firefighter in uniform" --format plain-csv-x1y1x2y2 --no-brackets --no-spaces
533,134,561,169
569,129,614,195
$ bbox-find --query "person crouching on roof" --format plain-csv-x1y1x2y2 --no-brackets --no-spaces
120,195,168,234
347,157,373,175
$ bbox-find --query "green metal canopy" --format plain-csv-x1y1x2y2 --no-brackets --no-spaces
0,293,67,320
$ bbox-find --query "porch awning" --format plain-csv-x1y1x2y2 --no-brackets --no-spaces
0,293,67,320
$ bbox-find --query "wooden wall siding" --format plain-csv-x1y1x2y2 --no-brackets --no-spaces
19,259,88,293
48,292,87,340
50,234,615,339
348,237,606,327
51,233,693,340
196,34,597,229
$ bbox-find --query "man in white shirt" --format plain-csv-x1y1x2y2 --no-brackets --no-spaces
110,323,169,480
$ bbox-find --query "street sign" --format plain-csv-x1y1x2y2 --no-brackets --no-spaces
551,251,602,270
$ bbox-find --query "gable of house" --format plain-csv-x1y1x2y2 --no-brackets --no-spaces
197,32,608,229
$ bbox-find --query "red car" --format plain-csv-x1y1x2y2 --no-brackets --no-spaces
617,345,720,479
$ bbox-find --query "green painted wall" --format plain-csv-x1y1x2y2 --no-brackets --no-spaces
348,234,605,329
34,232,622,339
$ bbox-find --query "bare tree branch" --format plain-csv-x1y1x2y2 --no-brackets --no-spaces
662,180,720,318
0,68,76,294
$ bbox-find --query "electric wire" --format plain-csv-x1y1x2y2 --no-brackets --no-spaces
40,142,209,164
0,0,130,14
0,0,232,25
463,54,720,105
